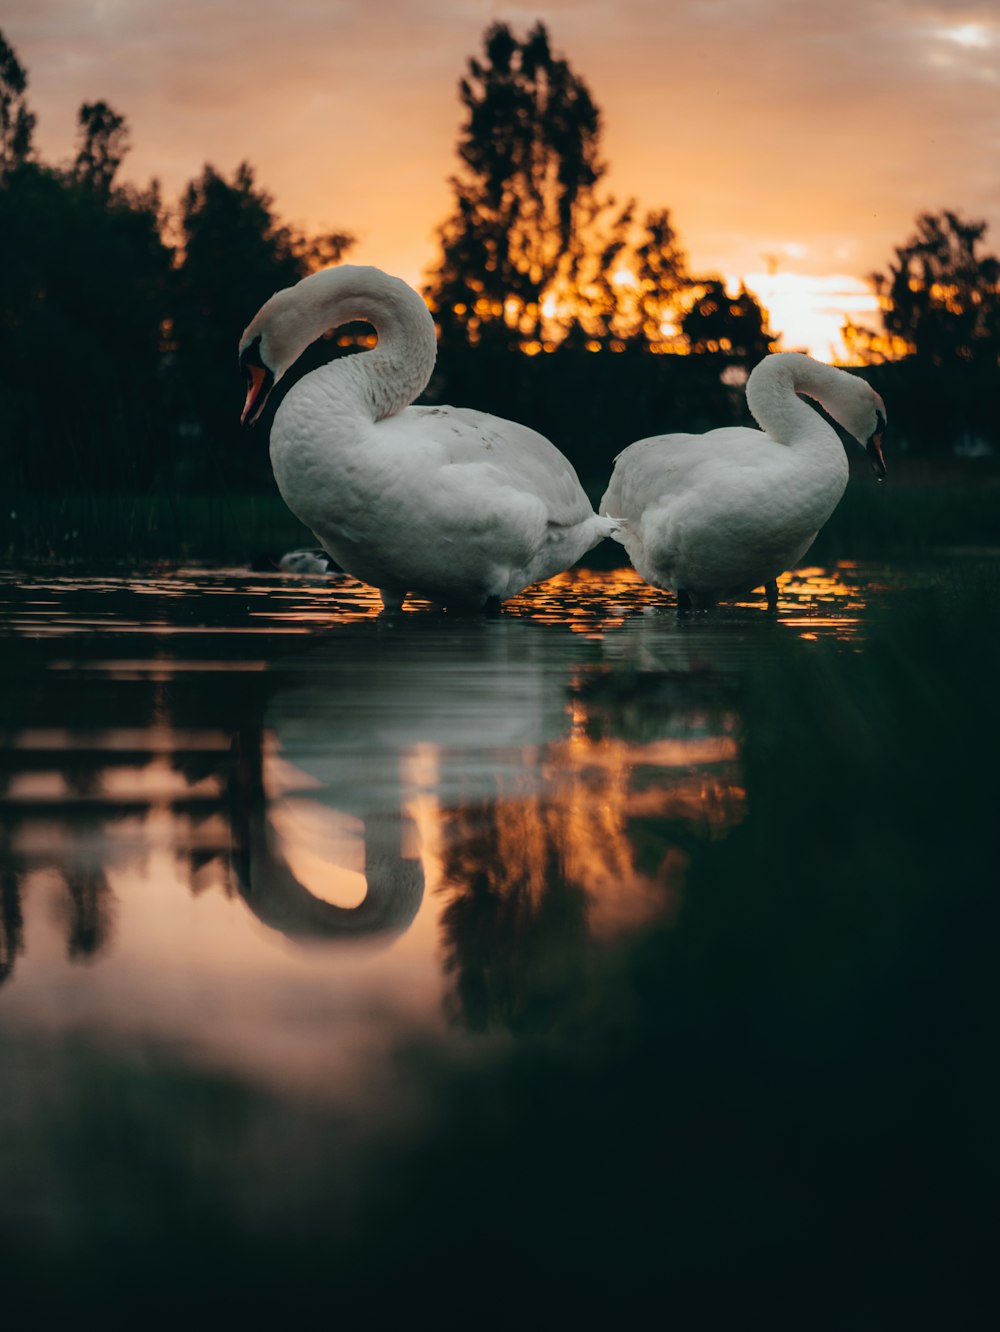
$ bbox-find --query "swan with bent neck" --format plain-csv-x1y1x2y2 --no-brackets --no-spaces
600,352,887,610
239,264,618,611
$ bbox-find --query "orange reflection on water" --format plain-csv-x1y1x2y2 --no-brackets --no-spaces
692,563,870,640
6,558,894,1058
2,677,747,1050
434,695,745,997
511,566,664,635
0,732,450,1098
515,561,871,645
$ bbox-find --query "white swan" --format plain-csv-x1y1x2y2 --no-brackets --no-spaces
600,352,887,610
239,264,618,611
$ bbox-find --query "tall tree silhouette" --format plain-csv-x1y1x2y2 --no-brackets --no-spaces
841,211,1000,455
425,21,611,350
171,162,354,486
0,29,34,178
73,100,130,197
682,279,775,366
845,210,1000,367
0,92,172,491
628,208,692,349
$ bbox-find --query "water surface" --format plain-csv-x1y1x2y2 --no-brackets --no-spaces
1,558,996,1322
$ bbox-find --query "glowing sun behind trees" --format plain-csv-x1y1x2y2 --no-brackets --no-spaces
423,21,774,363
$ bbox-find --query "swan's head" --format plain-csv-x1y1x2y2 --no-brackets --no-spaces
836,373,887,481
238,285,304,427
868,401,888,481
238,265,438,427
862,392,888,482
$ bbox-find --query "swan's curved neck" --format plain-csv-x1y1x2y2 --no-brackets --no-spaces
745,353,845,447
283,266,437,422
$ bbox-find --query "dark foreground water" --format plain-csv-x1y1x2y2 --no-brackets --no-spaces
1,560,998,1325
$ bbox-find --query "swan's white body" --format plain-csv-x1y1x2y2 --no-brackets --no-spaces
239,265,616,609
601,353,887,607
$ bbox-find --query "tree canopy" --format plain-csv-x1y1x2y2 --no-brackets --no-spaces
425,21,611,350
0,27,355,496
0,30,34,177
683,280,776,363
425,21,772,366
170,162,355,487
845,210,1000,368
73,100,131,196
842,210,1000,455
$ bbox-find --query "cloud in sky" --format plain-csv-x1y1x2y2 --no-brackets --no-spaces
4,0,999,350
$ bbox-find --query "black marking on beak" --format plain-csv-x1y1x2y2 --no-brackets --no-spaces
867,409,887,481
239,335,274,427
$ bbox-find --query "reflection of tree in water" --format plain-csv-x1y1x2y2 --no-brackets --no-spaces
0,859,116,987
438,671,745,1034
439,799,591,1034
0,807,119,986
63,867,115,960
0,867,24,984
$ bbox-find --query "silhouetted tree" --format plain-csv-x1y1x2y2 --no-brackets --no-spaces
0,33,364,509
839,211,1000,454
626,208,693,349
170,161,354,486
0,115,173,491
682,279,775,366
73,100,130,197
845,210,1000,367
0,29,34,177
426,21,612,350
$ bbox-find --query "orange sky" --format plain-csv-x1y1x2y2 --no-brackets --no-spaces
5,1,999,358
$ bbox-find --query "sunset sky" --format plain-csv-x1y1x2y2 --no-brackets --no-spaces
5,0,999,358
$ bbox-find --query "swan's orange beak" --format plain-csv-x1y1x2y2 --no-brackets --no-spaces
867,430,886,481
241,362,272,427
867,410,887,480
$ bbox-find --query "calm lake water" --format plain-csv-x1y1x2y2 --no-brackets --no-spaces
1,558,997,1322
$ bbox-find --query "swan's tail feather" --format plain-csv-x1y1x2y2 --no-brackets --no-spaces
598,514,627,545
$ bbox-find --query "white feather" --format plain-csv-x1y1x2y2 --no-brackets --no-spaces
240,265,616,610
600,353,886,607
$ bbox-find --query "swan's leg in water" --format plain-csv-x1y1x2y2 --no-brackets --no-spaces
765,580,779,612
380,589,406,612
676,588,692,613
483,595,503,617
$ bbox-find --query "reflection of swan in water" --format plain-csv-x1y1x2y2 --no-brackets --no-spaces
255,615,748,1029
229,616,577,948
264,616,576,810
597,592,804,679
229,728,424,942
249,548,342,575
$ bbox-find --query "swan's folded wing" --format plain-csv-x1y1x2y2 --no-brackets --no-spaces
604,428,767,520
404,405,595,527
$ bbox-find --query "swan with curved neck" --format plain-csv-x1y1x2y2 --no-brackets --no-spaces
600,352,887,609
239,264,618,611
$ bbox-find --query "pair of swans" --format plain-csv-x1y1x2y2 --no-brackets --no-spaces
240,265,887,612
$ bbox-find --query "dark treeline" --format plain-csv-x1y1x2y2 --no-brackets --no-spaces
0,30,354,498
844,209,1000,459
1,22,998,511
